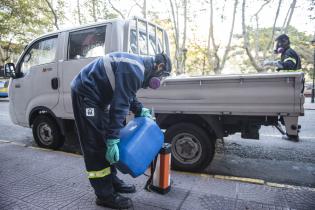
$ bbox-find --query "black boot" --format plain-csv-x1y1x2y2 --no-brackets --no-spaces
96,193,132,209
282,134,299,142
113,181,136,193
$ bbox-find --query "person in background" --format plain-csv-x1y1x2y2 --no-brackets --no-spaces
263,34,301,71
264,34,302,142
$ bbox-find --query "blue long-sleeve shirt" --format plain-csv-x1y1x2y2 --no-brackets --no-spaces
71,52,154,139
278,48,301,71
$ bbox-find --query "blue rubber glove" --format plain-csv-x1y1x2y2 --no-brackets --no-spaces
105,138,120,165
140,108,154,119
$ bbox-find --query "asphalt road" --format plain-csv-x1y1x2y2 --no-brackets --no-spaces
1,98,315,187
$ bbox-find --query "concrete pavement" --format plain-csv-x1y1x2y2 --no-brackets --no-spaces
304,97,315,110
1,141,315,210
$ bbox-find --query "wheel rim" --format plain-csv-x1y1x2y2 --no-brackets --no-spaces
37,122,53,146
171,132,202,164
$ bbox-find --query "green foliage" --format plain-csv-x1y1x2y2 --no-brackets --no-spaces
0,0,57,65
84,0,117,22
185,42,213,76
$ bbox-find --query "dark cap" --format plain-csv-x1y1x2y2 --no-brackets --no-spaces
275,34,290,42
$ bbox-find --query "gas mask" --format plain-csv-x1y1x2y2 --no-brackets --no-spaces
144,53,172,89
274,42,285,54
274,34,290,54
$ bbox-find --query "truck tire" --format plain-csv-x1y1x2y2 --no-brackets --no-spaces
165,123,215,172
32,115,65,149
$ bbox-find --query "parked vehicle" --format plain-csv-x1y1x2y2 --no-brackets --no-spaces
4,18,304,172
0,78,9,98
304,82,313,97
138,73,304,170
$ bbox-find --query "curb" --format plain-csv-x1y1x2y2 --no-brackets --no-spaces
214,175,265,185
0,139,82,157
1,139,315,192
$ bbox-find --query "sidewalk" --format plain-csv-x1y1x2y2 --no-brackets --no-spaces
304,97,315,110
0,141,314,210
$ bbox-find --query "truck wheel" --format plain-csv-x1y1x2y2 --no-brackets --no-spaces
32,115,65,149
165,123,215,172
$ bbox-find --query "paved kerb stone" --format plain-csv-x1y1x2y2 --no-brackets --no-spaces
21,184,87,209
133,186,189,209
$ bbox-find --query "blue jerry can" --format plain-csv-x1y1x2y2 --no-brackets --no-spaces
117,117,164,178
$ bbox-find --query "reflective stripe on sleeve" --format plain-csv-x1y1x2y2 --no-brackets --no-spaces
283,57,296,64
87,167,111,179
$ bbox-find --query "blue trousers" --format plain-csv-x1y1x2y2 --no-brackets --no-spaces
71,89,123,198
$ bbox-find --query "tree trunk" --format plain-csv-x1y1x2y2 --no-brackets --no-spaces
92,0,97,22
109,0,125,19
219,0,238,71
76,0,82,24
209,0,220,74
143,0,147,19
44,0,59,30
206,15,212,75
181,0,187,73
264,0,282,56
254,15,259,59
169,0,180,74
253,0,271,59
242,0,264,72
284,0,296,34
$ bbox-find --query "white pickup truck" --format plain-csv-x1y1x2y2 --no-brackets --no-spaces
5,17,304,172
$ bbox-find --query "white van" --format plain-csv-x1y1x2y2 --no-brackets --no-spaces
4,17,169,149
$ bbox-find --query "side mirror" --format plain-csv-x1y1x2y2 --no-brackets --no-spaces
4,63,16,78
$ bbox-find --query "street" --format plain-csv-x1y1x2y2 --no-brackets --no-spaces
1,98,315,188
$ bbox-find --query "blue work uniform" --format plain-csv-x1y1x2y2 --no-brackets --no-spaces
71,52,154,198
277,47,301,71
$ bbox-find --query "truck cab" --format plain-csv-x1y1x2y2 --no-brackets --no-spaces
5,17,169,148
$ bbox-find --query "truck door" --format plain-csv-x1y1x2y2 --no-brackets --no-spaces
60,25,107,114
10,35,59,124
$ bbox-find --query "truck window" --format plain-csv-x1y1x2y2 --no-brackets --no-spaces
20,36,57,75
68,26,106,60
130,29,162,55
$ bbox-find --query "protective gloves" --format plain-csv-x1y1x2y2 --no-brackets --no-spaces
139,108,154,120
105,138,120,165
262,60,283,69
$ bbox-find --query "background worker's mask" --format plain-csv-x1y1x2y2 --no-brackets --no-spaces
274,34,290,54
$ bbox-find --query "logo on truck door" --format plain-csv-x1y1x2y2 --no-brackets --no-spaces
86,108,95,117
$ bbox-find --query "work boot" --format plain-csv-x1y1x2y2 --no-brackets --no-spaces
113,181,136,193
96,193,132,209
282,135,299,142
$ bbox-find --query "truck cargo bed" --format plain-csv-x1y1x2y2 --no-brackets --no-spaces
138,72,304,117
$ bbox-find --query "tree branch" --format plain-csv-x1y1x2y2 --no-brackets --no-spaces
44,0,59,30
76,0,82,24
284,0,296,34
108,0,125,19
220,0,238,70
209,0,220,74
242,0,264,72
253,0,271,17
169,0,180,74
264,0,282,56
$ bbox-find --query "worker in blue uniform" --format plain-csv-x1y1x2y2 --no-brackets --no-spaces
263,34,302,142
71,52,172,209
263,34,301,71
